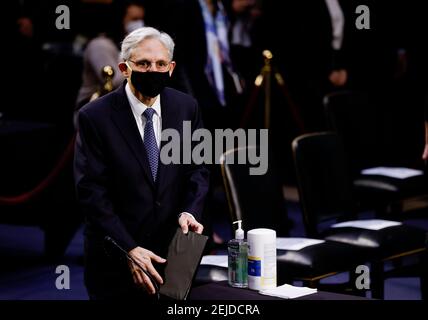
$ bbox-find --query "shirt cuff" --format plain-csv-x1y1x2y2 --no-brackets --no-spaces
178,212,196,221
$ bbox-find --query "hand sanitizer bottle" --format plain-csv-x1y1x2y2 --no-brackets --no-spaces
228,220,248,288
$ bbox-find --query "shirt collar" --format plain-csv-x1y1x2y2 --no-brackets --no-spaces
125,82,161,119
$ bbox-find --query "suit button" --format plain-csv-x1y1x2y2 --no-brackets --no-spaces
155,201,161,207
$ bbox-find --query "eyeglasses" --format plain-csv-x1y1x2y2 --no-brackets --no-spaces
127,59,171,72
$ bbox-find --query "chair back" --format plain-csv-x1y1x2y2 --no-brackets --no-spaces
323,90,383,173
292,132,356,237
220,146,289,236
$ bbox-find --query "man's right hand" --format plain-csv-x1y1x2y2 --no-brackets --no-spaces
128,246,166,294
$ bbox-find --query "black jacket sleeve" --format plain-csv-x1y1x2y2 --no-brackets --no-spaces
74,109,137,252
179,98,210,221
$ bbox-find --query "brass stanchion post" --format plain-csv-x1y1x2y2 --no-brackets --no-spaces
90,65,115,102
261,50,273,129
241,49,304,132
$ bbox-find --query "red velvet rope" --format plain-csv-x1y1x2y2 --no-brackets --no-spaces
239,73,306,133
276,78,306,134
240,83,262,128
0,133,76,206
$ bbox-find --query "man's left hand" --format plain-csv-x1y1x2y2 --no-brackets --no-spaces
179,213,204,234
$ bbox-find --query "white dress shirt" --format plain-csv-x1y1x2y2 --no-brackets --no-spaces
125,82,162,148
324,0,345,50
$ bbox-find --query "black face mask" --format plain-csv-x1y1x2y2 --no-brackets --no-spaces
130,70,170,97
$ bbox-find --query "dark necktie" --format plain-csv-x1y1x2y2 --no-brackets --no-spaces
143,108,159,182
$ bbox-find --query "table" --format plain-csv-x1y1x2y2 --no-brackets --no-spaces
190,281,369,300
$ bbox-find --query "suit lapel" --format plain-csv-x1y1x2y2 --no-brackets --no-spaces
111,84,155,189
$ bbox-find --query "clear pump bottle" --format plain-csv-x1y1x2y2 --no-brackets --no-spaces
228,220,248,288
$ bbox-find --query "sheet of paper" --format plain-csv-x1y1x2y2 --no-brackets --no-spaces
200,255,228,268
360,167,423,179
331,219,402,230
259,284,317,299
276,237,325,251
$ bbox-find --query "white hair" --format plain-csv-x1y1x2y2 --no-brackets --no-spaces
120,27,175,61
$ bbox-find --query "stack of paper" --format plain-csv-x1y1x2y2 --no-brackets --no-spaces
360,167,423,179
276,237,325,251
200,255,228,268
331,219,402,230
259,284,317,299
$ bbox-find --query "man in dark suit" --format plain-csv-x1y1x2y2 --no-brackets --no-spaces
162,0,244,131
74,27,210,300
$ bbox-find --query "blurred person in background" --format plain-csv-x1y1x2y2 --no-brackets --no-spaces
302,0,354,131
227,0,265,85
163,0,244,131
5,1,45,120
75,1,147,109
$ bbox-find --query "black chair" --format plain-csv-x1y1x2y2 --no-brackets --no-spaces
323,90,428,217
220,146,369,290
292,132,428,299
221,146,290,236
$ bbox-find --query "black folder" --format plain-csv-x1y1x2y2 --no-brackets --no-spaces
159,228,208,300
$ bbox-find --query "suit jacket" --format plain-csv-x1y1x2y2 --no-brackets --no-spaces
163,0,239,112
74,82,210,297
304,0,354,79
